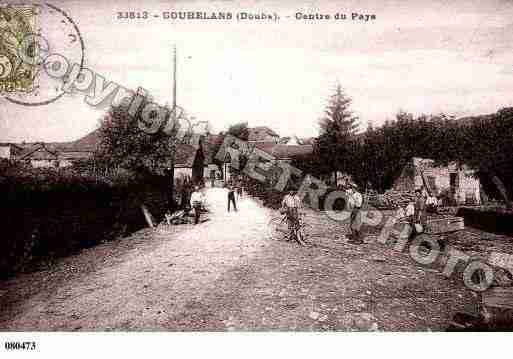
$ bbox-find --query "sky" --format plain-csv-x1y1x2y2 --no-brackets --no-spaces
1,0,513,142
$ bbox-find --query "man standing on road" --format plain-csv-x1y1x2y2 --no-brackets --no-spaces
408,188,427,240
227,181,237,212
347,184,363,244
190,186,204,225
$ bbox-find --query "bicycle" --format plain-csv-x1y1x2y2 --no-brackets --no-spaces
268,211,311,245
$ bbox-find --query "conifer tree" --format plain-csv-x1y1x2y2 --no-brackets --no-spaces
316,84,359,176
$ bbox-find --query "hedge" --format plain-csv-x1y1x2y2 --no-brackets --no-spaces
240,174,346,211
0,160,168,278
456,207,513,236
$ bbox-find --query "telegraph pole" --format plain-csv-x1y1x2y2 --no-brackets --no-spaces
168,45,177,213
173,45,177,111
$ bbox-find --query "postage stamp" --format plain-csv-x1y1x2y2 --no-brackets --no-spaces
0,4,38,94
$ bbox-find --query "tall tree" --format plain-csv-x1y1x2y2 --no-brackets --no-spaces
316,84,359,176
94,93,183,174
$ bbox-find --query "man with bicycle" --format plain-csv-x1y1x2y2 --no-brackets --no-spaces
281,189,303,242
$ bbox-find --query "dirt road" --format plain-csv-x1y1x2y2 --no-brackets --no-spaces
0,188,477,331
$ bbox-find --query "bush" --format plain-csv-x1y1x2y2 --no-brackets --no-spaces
240,173,346,211
0,160,168,278
456,207,513,236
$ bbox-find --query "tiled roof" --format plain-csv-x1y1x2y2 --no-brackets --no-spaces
252,141,278,154
252,142,313,160
18,144,59,160
58,151,94,160
206,134,225,145
247,126,279,141
0,143,23,149
271,144,313,159
11,128,99,161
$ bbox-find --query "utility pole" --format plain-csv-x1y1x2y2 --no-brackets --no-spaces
167,45,177,213
173,45,177,111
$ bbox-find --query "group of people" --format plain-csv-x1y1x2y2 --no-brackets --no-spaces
403,188,439,240
188,177,245,225
279,184,437,245
279,184,364,244
190,176,436,244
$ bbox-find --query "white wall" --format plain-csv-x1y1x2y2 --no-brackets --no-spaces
418,163,481,204
31,159,56,168
0,146,11,159
58,159,74,167
174,167,193,178
204,164,221,179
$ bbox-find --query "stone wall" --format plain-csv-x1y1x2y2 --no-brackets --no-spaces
420,162,480,204
394,158,481,205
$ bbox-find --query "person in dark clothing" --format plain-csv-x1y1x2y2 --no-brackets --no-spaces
227,182,237,212
164,168,177,213
409,188,427,240
236,178,243,198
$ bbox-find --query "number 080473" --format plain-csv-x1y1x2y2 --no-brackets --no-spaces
4,342,36,351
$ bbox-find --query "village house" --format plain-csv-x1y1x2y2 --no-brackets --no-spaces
6,129,207,184
203,129,314,183
201,130,314,184
173,143,205,184
8,124,313,187
202,134,226,181
14,142,94,168
0,143,23,160
393,157,481,205
10,129,100,168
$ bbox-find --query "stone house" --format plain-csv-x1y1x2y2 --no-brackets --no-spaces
202,134,226,181
202,132,314,183
14,136,96,168
393,157,481,205
8,129,206,184
172,143,205,184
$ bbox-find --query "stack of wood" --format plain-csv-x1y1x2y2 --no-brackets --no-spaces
141,204,211,229
367,189,416,209
164,210,194,225
424,216,464,234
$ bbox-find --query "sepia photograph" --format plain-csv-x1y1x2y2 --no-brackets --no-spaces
0,0,512,355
